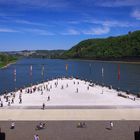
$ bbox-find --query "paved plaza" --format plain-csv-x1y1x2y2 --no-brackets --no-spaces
0,78,140,140
0,121,140,140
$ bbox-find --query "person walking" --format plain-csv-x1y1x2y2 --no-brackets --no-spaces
34,134,40,140
42,103,45,110
47,96,50,101
0,101,3,107
10,122,15,129
36,134,40,140
76,88,78,93
110,121,113,130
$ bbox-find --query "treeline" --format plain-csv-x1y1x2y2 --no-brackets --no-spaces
0,53,18,68
61,30,140,60
30,50,66,58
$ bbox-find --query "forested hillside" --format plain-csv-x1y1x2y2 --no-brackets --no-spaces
30,50,66,58
61,30,140,60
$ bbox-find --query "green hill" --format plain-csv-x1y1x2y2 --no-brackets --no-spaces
61,30,140,60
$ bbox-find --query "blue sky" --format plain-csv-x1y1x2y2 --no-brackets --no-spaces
0,0,140,51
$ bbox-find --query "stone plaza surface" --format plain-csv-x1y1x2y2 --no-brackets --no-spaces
0,78,140,140
0,78,140,108
0,121,140,140
0,78,140,121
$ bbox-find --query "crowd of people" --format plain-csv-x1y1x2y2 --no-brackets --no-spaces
0,77,91,108
0,77,138,108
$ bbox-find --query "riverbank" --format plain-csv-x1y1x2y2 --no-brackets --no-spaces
0,60,17,69
61,57,140,64
0,53,19,69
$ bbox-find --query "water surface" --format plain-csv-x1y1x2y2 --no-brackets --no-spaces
0,58,140,94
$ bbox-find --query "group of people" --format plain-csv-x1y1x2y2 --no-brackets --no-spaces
0,77,94,108
0,120,115,140
77,122,87,128
0,91,23,107
36,122,46,130
0,79,54,107
77,121,114,130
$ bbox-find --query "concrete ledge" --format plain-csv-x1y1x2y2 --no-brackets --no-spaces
0,109,140,121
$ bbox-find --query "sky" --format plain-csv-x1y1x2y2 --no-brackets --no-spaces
0,0,140,51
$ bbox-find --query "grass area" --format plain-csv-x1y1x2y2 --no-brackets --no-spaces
0,60,17,69
0,54,18,69
0,62,6,68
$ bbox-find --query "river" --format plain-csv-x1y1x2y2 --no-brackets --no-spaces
0,58,140,94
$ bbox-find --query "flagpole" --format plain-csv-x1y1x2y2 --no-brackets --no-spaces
66,64,68,78
101,67,104,94
14,67,16,92
91,63,94,83
89,63,92,83
117,64,121,92
42,64,44,83
72,64,74,78
30,65,32,86
89,63,91,75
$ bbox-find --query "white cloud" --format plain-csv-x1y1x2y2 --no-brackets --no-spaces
16,0,49,6
66,20,81,25
61,26,110,36
101,20,131,27
131,9,140,20
82,26,110,35
88,19,135,27
0,0,69,8
14,19,47,26
61,29,80,35
96,0,140,7
0,13,49,27
23,28,55,36
0,27,55,35
0,28,19,33
67,18,135,28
